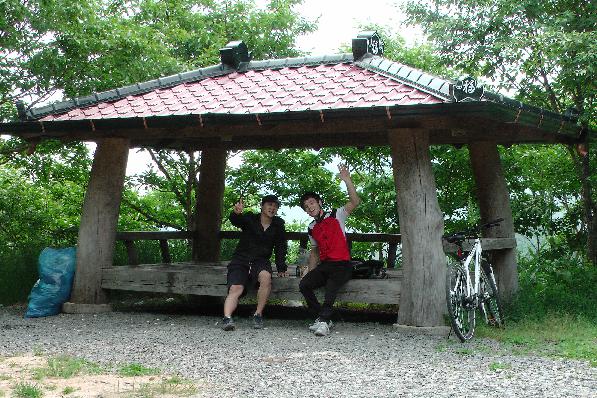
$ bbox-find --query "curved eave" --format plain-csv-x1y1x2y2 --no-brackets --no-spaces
1,102,586,150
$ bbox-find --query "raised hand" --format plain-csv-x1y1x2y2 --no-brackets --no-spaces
338,163,351,181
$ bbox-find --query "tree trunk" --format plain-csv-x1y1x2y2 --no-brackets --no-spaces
193,148,227,261
469,141,518,302
580,141,596,265
389,128,446,327
70,138,129,304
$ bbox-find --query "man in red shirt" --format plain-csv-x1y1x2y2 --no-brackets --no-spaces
299,165,360,336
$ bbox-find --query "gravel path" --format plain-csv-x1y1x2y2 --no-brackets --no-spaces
1,305,595,398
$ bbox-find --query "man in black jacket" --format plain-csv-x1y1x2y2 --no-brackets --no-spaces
222,194,288,331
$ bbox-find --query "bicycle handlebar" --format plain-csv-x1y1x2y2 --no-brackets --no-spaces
443,218,504,243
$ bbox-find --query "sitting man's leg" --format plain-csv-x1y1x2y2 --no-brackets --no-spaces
253,269,272,329
320,262,353,322
299,265,328,329
222,262,248,331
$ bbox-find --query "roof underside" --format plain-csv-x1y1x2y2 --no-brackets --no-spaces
0,53,583,150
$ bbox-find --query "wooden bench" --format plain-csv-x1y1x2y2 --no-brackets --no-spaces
102,230,515,305
101,262,403,305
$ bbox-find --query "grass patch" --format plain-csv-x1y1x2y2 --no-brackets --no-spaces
61,386,76,395
476,313,597,364
118,363,161,377
13,382,43,398
124,376,199,398
488,362,512,372
454,347,474,356
32,355,105,380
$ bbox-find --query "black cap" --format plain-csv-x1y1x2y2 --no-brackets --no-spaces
261,194,281,207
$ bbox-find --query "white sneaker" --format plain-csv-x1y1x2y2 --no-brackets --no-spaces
309,319,333,332
314,321,330,336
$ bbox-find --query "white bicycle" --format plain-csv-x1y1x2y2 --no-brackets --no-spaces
444,218,504,342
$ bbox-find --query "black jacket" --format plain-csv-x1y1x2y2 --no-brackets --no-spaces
229,211,288,272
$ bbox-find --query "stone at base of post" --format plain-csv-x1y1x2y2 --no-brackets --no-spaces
62,302,112,314
393,323,451,336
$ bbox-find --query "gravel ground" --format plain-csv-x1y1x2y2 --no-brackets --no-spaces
1,305,595,398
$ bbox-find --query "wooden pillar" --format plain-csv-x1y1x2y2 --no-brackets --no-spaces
469,141,518,301
193,148,227,261
67,138,129,309
389,129,446,327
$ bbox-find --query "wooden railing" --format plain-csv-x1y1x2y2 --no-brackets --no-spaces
115,230,402,267
115,230,516,267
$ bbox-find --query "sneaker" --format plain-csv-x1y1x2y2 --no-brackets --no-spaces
309,318,333,332
314,321,331,337
221,317,235,331
253,314,264,329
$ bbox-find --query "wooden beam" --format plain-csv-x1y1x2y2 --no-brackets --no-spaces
469,141,518,301
442,237,516,252
389,128,446,327
69,138,130,306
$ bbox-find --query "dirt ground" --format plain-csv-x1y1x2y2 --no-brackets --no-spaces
0,354,199,398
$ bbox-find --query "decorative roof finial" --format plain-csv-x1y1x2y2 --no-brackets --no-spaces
453,77,484,102
219,41,252,69
15,100,28,121
352,31,384,60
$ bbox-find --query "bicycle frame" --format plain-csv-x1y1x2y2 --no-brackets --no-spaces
460,238,482,303
445,217,504,342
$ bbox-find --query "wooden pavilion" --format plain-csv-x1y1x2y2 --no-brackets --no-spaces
0,32,584,327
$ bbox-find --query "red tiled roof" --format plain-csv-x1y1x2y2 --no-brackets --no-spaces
41,63,444,122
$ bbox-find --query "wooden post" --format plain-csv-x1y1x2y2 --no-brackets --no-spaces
65,138,129,312
159,239,171,264
193,148,227,261
389,129,447,327
123,241,139,266
387,242,398,268
469,141,518,301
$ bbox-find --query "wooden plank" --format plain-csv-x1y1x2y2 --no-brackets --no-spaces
442,237,517,252
120,230,402,244
101,264,402,305
117,231,193,240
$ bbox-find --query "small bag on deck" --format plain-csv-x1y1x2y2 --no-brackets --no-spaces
350,259,386,279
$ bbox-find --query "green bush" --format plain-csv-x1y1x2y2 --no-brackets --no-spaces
0,246,44,305
510,245,597,323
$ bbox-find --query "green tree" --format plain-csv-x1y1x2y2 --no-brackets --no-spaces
403,0,597,264
1,0,315,120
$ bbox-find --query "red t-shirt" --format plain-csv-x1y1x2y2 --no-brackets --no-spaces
308,207,350,262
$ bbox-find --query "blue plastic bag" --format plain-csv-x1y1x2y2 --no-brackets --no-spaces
25,247,76,318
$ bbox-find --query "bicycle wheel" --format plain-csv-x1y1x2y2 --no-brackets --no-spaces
446,260,475,342
479,260,504,327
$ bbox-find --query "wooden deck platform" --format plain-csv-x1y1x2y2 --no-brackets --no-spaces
101,262,402,305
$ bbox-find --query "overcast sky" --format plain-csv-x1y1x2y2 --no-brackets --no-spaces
293,0,423,54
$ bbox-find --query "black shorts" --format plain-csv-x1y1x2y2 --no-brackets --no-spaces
227,260,273,295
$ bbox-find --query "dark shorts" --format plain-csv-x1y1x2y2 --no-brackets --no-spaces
227,260,273,296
